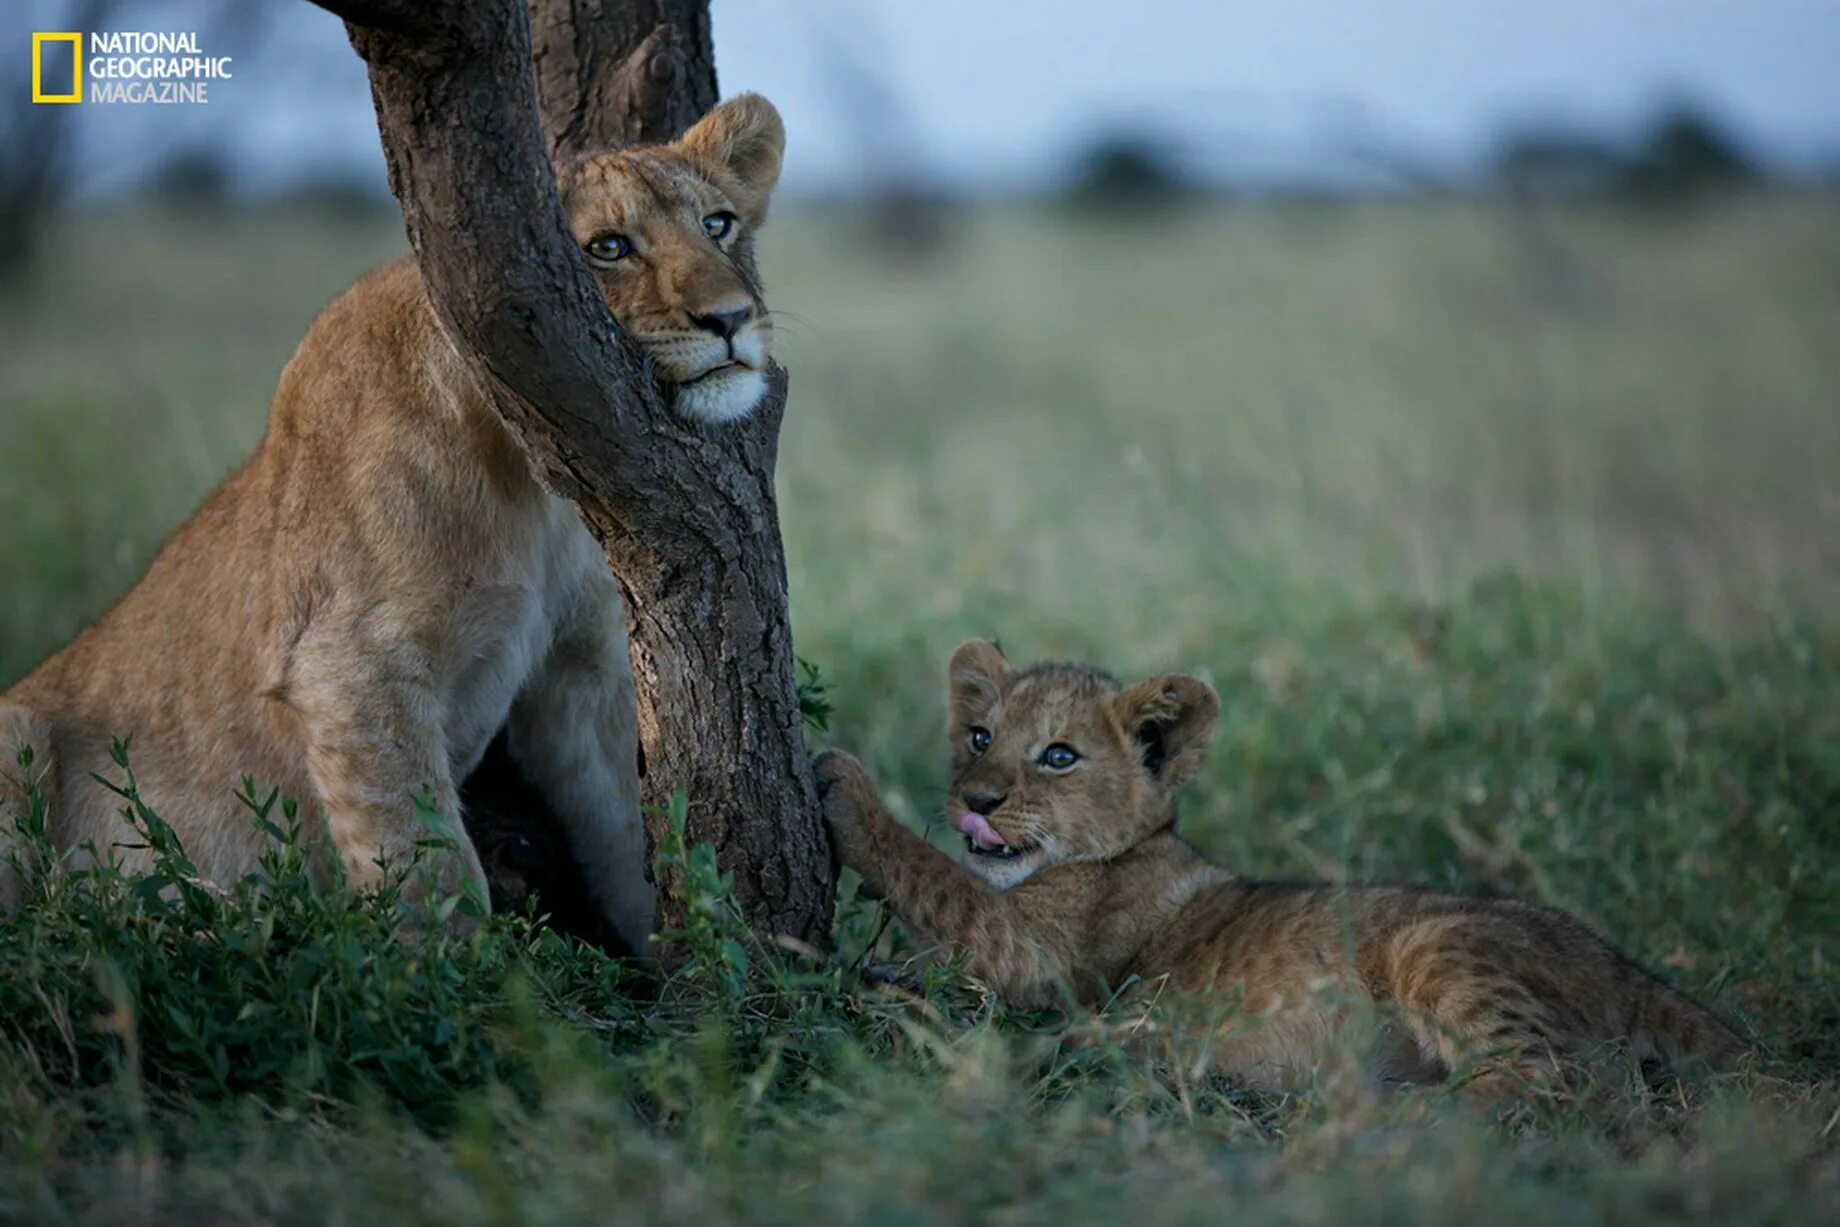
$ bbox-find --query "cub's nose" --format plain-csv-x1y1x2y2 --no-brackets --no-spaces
964,791,1006,816
693,306,754,340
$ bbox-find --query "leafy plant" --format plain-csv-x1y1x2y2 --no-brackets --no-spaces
651,789,753,1001
795,655,833,731
0,743,640,1127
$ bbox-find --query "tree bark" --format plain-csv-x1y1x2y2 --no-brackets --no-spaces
311,0,833,947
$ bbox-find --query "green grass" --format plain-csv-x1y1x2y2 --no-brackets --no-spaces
2,196,1838,1221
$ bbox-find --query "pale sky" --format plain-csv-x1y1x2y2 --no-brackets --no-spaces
13,0,1840,197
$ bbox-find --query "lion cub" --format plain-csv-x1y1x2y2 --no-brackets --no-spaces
1,95,786,956
814,640,1744,1088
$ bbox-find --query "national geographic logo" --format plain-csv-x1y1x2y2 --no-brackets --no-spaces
31,31,233,105
30,32,81,103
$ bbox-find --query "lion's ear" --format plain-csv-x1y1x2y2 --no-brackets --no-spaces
946,639,1010,731
676,93,784,224
1113,674,1219,787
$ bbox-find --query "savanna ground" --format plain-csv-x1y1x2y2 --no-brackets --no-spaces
1,193,1837,1222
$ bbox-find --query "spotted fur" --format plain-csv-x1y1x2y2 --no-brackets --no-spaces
816,639,1746,1088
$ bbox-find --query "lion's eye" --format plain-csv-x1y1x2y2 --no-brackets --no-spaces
585,233,632,264
702,211,737,241
967,727,992,756
1039,743,1080,771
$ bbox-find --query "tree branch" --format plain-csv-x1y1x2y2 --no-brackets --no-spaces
335,0,656,502
307,0,445,39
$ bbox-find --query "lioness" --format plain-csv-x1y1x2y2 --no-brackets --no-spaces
814,640,1745,1088
0,94,786,956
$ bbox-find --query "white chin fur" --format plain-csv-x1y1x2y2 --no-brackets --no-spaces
963,849,1044,891
671,366,767,424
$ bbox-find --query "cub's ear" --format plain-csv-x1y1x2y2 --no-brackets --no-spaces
676,93,784,223
946,639,1010,731
1114,674,1219,788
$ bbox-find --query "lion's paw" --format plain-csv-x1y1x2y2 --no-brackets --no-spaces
811,749,880,871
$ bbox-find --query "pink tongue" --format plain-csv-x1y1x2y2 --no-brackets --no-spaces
953,811,1009,851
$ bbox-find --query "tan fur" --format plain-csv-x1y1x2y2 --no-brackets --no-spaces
0,96,786,954
816,639,1746,1088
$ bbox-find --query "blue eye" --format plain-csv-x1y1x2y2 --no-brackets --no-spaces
968,727,992,755
1040,744,1079,771
586,233,632,263
702,211,737,240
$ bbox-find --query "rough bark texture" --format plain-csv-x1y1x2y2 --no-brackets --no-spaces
311,0,833,947
529,3,716,155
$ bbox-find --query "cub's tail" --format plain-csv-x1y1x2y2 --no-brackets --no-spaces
0,702,55,909
1635,972,1749,1072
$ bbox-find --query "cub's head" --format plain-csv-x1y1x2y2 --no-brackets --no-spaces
943,640,1220,888
558,93,784,423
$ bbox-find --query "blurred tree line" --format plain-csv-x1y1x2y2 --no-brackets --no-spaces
1062,103,1775,214
1492,105,1761,205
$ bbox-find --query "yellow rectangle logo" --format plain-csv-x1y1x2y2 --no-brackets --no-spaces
32,32,83,103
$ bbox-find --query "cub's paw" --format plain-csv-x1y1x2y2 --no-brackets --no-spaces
811,749,880,873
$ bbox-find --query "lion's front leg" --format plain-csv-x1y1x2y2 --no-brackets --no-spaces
812,750,1072,1007
810,749,903,885
289,638,488,929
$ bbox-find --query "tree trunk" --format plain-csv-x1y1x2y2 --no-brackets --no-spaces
311,0,833,948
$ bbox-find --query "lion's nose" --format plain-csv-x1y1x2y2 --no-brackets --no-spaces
693,306,754,340
964,790,1006,816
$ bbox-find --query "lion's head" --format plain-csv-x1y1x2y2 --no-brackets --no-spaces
559,93,784,423
941,640,1220,888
